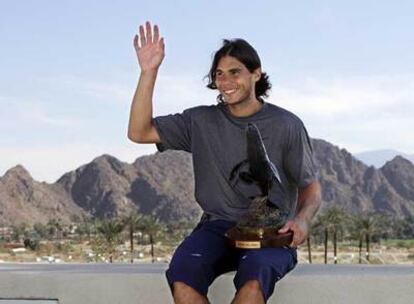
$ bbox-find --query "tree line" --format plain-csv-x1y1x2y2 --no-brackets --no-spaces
1,209,413,264
307,206,414,264
1,213,194,263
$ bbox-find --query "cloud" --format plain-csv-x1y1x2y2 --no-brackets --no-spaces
2,72,412,183
150,74,218,114
32,75,133,105
0,73,217,183
0,97,79,128
34,73,217,111
271,74,414,153
62,77,133,104
274,75,413,117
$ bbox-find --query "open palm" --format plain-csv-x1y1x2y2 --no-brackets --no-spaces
133,22,165,71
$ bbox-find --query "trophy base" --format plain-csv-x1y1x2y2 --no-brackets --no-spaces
225,227,293,249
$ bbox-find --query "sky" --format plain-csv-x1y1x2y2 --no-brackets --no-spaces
1,0,413,182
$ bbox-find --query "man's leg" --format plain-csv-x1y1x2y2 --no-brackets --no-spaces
232,247,297,303
231,280,264,304
173,282,210,304
166,220,236,304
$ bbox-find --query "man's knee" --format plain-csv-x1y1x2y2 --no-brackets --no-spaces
233,280,265,304
173,282,209,304
239,280,263,295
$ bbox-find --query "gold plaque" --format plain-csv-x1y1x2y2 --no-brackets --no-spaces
235,241,261,249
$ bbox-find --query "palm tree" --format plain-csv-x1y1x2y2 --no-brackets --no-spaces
351,213,383,263
396,215,414,239
306,236,312,264
349,215,365,264
331,207,348,264
315,213,330,264
309,215,326,263
319,206,348,264
324,226,329,264
307,218,325,264
33,222,48,239
122,212,143,263
96,218,125,263
138,215,163,263
46,218,63,240
76,215,94,242
166,220,194,244
11,223,28,242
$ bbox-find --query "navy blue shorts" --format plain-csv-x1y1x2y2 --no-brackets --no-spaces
166,219,297,302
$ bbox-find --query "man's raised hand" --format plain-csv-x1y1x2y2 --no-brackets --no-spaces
133,21,165,72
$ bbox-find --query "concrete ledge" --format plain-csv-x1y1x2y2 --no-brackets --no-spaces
0,263,413,303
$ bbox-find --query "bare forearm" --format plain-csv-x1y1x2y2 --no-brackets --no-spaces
279,181,321,246
128,69,158,140
295,181,321,224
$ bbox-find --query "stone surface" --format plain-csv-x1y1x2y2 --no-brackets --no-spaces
0,263,413,304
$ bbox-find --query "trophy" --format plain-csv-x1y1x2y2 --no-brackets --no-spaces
225,123,293,249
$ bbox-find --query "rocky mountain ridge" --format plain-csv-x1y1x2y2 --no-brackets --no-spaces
355,149,414,168
1,139,413,226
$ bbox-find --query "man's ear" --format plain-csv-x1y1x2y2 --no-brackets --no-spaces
253,68,262,82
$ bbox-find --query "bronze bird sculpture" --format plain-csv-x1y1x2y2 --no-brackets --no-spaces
228,123,290,243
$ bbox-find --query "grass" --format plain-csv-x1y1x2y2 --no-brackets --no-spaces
381,239,414,249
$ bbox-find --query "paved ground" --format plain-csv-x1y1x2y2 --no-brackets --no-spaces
0,262,168,274
0,263,413,304
1,262,413,275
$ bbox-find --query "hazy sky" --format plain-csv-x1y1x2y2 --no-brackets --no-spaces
1,1,413,182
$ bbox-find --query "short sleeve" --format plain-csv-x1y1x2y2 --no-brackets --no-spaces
283,120,318,188
152,109,192,153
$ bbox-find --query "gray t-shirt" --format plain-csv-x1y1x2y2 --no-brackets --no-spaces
153,101,317,222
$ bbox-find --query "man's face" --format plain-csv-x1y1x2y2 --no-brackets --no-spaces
215,56,261,105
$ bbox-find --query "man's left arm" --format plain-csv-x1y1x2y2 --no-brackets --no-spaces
278,181,321,247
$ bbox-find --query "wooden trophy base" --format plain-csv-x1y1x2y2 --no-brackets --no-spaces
225,226,293,249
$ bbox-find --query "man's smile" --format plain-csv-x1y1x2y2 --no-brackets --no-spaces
224,89,237,95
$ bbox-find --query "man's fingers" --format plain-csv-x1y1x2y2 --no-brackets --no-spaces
137,22,160,47
278,224,291,233
160,37,165,52
278,228,287,234
278,225,290,233
281,218,309,248
139,25,146,47
292,234,299,247
278,220,294,233
146,21,153,44
289,231,299,247
133,35,139,50
291,230,306,247
153,24,160,42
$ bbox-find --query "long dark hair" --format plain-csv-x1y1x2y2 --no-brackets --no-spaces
205,39,271,103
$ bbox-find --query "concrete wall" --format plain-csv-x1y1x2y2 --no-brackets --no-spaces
0,263,413,304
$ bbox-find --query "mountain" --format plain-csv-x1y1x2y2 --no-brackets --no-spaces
0,152,202,226
1,140,414,226
313,141,414,216
56,152,201,223
355,149,414,168
381,156,414,203
0,165,85,225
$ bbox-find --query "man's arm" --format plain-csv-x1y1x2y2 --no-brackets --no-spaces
127,21,164,144
278,181,321,247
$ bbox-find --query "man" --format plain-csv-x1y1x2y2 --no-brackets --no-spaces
128,21,321,304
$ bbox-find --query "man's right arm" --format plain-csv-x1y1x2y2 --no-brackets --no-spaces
127,21,164,144
127,69,161,143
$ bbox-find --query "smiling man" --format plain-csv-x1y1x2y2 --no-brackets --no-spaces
128,22,321,304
